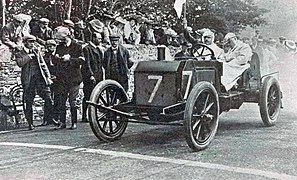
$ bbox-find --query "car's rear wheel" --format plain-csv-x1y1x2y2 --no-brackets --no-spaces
88,80,128,142
184,82,219,151
259,77,281,126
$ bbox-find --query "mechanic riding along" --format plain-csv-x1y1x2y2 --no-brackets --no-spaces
87,30,282,151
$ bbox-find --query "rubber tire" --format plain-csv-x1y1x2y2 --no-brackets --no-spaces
184,81,219,151
88,80,128,142
259,77,281,127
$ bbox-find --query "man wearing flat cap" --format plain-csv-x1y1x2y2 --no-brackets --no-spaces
220,32,252,91
52,27,84,129
63,19,75,39
43,39,57,74
1,14,24,50
31,18,53,46
15,35,55,130
103,34,133,91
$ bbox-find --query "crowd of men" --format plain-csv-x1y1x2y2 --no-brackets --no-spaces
0,12,292,131
1,13,134,130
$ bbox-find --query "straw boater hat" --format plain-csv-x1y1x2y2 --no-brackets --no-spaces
46,39,57,46
284,40,296,51
89,19,104,33
13,14,24,22
63,19,75,28
39,18,50,24
23,35,36,42
114,17,126,24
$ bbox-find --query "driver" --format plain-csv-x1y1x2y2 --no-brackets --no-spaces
220,33,253,91
194,29,224,60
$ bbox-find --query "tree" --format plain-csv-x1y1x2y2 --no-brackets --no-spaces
1,0,5,27
1,0,268,34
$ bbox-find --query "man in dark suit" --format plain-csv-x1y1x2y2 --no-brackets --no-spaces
53,27,84,129
81,31,104,122
15,35,54,130
103,35,133,91
31,18,53,46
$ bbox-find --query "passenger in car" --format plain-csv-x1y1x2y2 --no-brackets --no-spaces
220,33,253,91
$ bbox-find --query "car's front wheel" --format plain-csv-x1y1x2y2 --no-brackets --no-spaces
184,81,219,151
88,80,128,142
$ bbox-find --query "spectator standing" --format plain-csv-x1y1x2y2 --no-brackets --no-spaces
15,35,55,130
81,29,104,122
87,19,109,47
103,35,134,91
52,27,84,129
142,20,156,45
110,17,126,44
31,18,53,46
124,18,141,45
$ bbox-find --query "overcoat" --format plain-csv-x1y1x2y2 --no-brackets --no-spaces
15,48,52,90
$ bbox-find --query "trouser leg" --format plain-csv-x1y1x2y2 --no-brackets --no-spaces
37,87,53,124
23,87,35,128
53,83,67,125
82,80,93,122
68,85,80,125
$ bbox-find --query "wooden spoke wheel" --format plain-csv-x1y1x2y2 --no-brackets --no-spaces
88,80,129,142
184,82,219,151
259,77,281,126
191,43,215,60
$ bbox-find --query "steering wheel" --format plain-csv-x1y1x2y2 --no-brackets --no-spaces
191,43,216,60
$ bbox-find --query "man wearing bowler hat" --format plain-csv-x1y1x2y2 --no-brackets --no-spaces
103,34,133,91
15,35,55,130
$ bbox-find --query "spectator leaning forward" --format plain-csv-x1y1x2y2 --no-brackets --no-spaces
1,14,25,51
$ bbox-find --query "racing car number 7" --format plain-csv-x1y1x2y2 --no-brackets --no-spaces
148,75,163,103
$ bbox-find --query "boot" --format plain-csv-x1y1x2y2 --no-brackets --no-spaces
81,99,88,123
27,117,34,130
25,109,34,130
70,107,77,129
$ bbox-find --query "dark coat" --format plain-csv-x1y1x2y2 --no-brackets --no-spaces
81,44,103,82
103,45,133,82
15,48,52,90
53,42,84,87
31,26,53,46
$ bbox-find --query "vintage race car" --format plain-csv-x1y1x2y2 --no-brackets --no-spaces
87,44,282,151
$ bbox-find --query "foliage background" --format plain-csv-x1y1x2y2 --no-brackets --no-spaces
1,0,268,34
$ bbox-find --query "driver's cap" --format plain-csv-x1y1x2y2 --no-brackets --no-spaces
223,33,236,44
